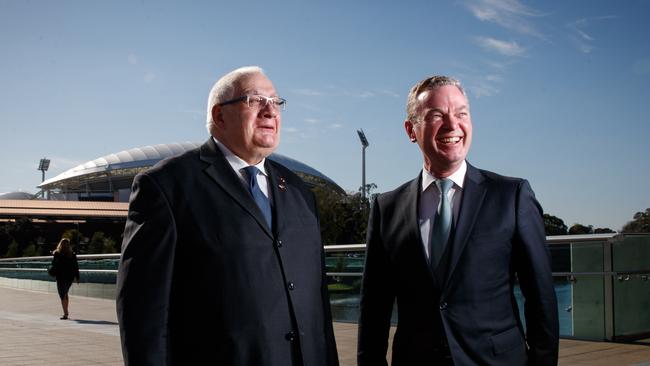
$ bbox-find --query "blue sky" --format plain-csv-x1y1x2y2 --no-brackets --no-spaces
1,0,649,231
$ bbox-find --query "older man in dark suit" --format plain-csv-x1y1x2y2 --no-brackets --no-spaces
117,66,338,366
357,76,559,365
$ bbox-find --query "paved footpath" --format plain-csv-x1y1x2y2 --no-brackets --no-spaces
1,286,650,365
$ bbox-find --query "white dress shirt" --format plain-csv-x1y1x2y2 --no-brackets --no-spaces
213,137,271,201
419,160,467,261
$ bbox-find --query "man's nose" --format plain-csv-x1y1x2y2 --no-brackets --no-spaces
442,114,459,128
259,102,278,118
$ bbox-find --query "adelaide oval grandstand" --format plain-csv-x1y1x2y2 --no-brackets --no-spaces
35,142,344,202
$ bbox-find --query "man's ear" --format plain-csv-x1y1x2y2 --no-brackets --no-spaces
212,105,224,128
404,120,417,142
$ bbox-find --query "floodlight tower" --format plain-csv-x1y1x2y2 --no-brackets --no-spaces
38,158,50,183
356,129,369,199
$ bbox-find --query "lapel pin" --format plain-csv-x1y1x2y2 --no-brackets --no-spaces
278,177,286,190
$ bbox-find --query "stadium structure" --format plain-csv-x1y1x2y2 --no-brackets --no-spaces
35,142,344,202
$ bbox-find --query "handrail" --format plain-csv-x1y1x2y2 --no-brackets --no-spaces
0,253,120,262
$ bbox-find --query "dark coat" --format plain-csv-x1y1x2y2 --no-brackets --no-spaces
358,163,559,366
116,138,338,366
51,251,79,283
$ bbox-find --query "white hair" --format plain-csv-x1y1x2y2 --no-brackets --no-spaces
205,66,265,134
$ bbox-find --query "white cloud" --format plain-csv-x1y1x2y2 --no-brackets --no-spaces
127,54,138,65
329,123,343,129
293,88,323,96
468,83,500,98
144,71,156,83
48,156,84,172
485,74,504,82
475,37,526,57
292,87,393,99
284,127,299,133
566,16,617,54
464,0,545,38
379,90,400,98
304,118,320,124
360,91,375,98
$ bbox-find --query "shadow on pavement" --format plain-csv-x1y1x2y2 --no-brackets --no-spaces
72,319,119,326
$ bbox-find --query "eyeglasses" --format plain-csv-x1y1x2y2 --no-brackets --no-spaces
218,94,287,111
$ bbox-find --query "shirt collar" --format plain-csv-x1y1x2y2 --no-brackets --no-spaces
213,137,267,176
421,160,467,192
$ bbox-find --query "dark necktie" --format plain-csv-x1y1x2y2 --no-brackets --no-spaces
243,166,272,228
430,178,453,269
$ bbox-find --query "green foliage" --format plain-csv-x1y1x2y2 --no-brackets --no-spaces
102,236,118,253
0,218,36,257
544,214,568,236
621,208,650,233
22,244,38,257
312,185,372,244
594,227,615,234
328,283,355,293
88,232,106,254
62,229,84,252
569,223,593,235
5,240,19,258
88,231,118,254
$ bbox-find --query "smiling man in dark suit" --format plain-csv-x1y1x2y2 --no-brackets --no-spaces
116,66,338,366
357,75,559,365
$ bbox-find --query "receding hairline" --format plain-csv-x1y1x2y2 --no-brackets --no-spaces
406,75,468,121
205,65,267,125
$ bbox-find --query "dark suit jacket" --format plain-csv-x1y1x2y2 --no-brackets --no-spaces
358,163,559,366
116,138,338,366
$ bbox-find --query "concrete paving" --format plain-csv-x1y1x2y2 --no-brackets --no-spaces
1,285,649,365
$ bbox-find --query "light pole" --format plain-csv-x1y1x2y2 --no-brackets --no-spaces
38,158,50,183
356,129,369,199
38,158,50,199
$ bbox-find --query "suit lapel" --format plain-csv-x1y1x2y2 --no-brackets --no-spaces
443,163,486,287
403,174,441,288
199,139,273,238
265,161,285,236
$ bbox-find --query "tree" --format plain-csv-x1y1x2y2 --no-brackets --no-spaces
568,223,593,235
22,244,38,257
62,229,84,254
0,218,38,257
312,184,373,245
594,227,615,234
5,240,19,258
543,214,568,236
621,208,650,233
88,232,117,254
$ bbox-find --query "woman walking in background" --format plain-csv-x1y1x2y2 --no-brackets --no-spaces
50,238,80,320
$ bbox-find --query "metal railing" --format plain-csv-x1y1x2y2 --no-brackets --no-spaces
2,234,649,341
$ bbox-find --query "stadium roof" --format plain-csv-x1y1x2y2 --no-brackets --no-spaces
38,142,342,192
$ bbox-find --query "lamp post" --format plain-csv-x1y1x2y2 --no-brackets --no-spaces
356,129,369,199
38,158,50,183
38,158,50,200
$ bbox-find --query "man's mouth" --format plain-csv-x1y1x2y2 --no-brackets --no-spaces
437,136,462,144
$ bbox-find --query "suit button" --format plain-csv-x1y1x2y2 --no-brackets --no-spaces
439,301,448,310
288,282,295,290
285,331,296,341
275,239,283,248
